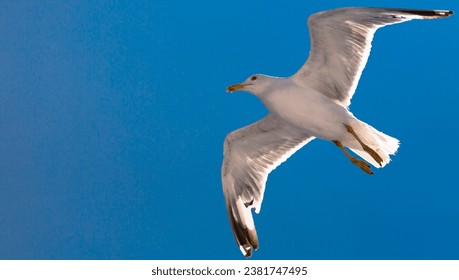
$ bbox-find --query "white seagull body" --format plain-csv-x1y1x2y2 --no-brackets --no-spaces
222,7,453,257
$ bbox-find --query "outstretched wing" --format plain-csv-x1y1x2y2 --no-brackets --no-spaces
222,114,314,257
292,8,453,107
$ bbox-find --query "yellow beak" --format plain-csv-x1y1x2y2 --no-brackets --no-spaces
226,83,246,93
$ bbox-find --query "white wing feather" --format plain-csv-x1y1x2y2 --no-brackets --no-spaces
222,114,314,257
293,8,453,107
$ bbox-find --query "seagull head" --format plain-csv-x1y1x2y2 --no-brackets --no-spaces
226,74,277,96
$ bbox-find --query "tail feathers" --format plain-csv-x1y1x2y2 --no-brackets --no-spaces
350,124,400,168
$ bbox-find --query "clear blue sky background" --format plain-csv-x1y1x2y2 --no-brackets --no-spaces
0,0,458,260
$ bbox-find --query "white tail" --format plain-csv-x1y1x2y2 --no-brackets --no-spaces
349,122,400,168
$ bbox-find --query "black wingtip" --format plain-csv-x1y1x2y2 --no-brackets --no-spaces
226,201,259,258
433,9,453,17
242,246,253,258
238,228,259,258
396,8,454,18
241,238,259,258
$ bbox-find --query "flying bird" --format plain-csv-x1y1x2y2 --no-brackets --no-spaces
221,7,453,257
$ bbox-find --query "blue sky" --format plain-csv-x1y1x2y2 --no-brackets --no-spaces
0,0,458,260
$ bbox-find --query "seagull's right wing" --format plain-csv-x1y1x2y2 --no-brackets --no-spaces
292,7,453,107
222,114,314,257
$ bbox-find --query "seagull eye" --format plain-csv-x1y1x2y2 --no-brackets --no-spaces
250,76,257,81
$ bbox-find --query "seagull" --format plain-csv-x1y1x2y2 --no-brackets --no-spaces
221,7,453,257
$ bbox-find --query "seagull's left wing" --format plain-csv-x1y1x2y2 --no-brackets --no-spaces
222,114,314,257
292,7,453,107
